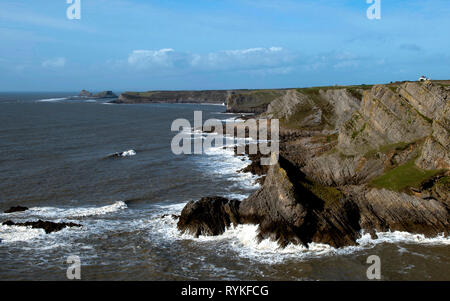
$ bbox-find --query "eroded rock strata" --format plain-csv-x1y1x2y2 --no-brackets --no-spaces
178,80,450,248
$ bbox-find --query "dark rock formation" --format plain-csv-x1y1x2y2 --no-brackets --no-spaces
238,155,361,248
175,81,449,248
226,90,286,113
161,214,180,220
177,197,240,237
112,90,234,104
93,91,117,98
178,154,448,248
4,206,28,213
2,220,82,234
233,144,270,184
79,90,117,99
80,90,92,97
106,149,136,159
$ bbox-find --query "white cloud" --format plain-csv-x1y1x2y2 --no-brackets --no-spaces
42,57,66,68
128,49,175,67
126,47,294,73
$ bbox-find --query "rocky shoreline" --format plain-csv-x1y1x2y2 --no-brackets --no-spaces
177,80,450,248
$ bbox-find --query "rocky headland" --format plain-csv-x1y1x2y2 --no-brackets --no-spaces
111,90,234,104
177,80,450,248
110,89,289,113
78,90,117,99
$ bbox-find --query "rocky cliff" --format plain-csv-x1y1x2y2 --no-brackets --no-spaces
177,80,450,248
79,90,117,99
112,88,288,112
112,90,234,104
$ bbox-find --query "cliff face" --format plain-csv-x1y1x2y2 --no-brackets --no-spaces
114,88,288,112
265,87,363,131
113,90,233,104
79,90,117,99
177,80,450,248
226,90,286,113
290,82,449,187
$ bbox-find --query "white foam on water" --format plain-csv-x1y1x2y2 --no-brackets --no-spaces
152,213,450,264
200,143,261,190
0,206,151,251
0,201,128,219
0,224,45,243
121,149,136,157
36,97,68,102
225,193,250,201
358,230,450,246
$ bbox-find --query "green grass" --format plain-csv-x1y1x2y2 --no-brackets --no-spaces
347,87,364,100
369,160,443,192
434,176,450,189
228,90,284,110
388,85,398,93
364,141,413,159
301,181,344,208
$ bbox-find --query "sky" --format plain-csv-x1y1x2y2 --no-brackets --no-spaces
0,0,449,92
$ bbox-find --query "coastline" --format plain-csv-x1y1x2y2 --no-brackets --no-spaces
174,80,450,250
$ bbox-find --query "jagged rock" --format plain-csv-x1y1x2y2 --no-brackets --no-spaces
2,220,82,234
227,91,285,114
161,214,180,220
4,206,28,213
416,101,450,170
265,88,361,131
319,89,362,130
177,197,240,237
93,91,117,98
399,81,448,120
114,90,231,104
80,90,92,97
359,188,449,237
238,155,361,247
265,90,308,120
338,84,433,156
174,81,450,248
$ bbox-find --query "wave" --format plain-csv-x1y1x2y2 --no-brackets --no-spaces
0,201,127,220
121,149,136,157
0,201,132,246
152,210,450,264
106,149,136,159
36,97,69,102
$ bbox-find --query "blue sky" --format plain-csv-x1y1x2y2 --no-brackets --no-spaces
0,0,449,91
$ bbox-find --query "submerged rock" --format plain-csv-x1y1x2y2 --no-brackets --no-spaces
2,220,82,234
4,206,28,213
177,197,240,237
106,149,136,159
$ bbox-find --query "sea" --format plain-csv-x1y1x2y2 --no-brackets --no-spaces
0,92,448,280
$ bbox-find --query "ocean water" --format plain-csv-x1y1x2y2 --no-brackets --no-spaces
0,93,448,281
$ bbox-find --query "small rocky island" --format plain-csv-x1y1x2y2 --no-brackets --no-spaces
177,80,450,248
79,90,117,99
